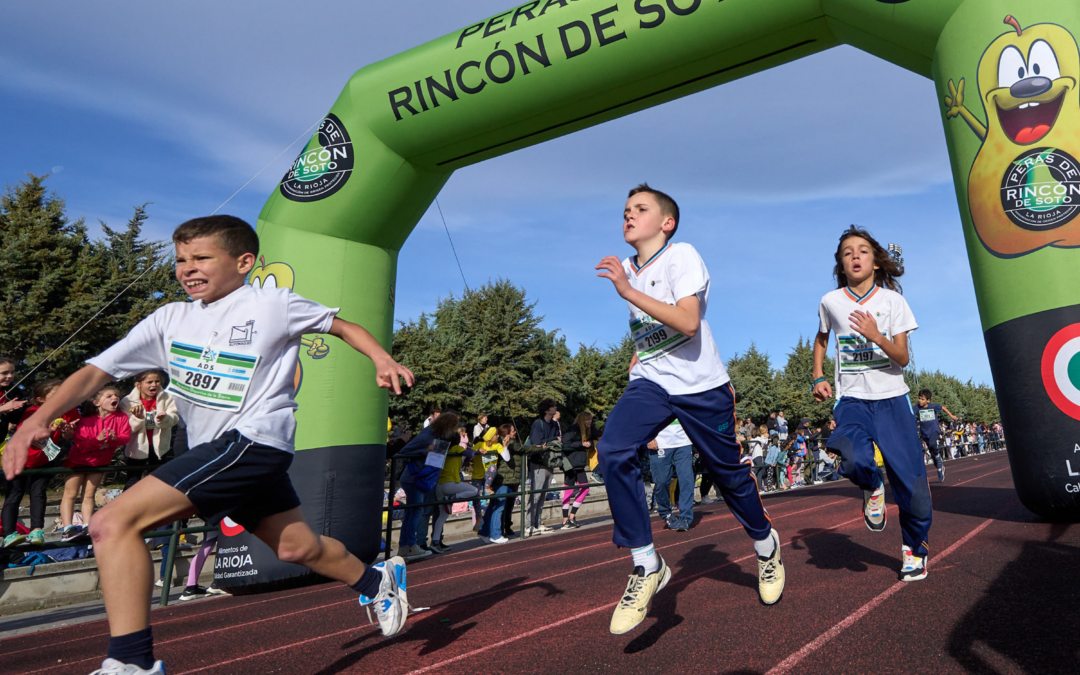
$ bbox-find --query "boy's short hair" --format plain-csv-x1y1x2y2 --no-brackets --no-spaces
628,183,679,240
918,389,932,400
0,356,16,368
173,215,259,259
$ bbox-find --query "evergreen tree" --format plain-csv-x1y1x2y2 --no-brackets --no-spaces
775,336,835,427
388,279,571,430
0,175,182,381
726,343,777,423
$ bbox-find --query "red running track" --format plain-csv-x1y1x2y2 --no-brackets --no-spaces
3,452,1077,675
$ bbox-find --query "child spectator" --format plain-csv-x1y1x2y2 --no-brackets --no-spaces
120,370,180,490
764,436,780,492
526,398,561,536
0,356,28,433
475,426,511,544
472,414,489,443
560,412,595,528
430,440,478,553
395,409,461,562
749,425,769,488
1,380,78,547
62,386,131,541
177,529,230,602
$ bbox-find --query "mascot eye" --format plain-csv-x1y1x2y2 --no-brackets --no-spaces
997,46,1027,88
1029,40,1061,81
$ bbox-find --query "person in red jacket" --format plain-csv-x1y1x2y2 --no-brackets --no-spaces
0,379,78,547
61,386,130,542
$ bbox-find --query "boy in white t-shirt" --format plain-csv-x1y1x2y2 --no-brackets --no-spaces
595,184,784,636
2,216,417,675
811,225,931,583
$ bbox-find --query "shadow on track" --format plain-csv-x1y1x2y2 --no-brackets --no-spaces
790,528,897,574
947,523,1079,675
928,486,1037,523
310,577,564,675
624,544,757,655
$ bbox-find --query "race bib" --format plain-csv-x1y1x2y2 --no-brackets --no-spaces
631,315,690,363
167,340,259,412
837,333,890,372
32,437,62,461
919,408,937,423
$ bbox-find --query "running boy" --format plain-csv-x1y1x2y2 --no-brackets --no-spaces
595,184,784,635
2,215,416,675
812,225,931,582
916,389,957,483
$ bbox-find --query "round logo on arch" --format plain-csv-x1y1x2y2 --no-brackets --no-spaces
1041,323,1080,420
279,113,354,202
220,516,246,537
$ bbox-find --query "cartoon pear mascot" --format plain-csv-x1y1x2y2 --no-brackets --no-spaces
248,257,329,393
944,15,1080,257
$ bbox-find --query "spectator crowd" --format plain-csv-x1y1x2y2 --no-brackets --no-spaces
384,399,1006,562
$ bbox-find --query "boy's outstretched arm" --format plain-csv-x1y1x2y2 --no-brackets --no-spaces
328,318,415,395
942,406,958,420
3,365,113,479
595,256,700,337
812,332,833,402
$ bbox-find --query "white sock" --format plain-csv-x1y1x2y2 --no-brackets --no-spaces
754,532,777,559
631,544,659,574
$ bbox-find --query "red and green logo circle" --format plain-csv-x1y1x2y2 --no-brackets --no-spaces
1041,323,1080,420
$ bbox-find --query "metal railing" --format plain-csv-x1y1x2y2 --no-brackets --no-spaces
3,461,219,607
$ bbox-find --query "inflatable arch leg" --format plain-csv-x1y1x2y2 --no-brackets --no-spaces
221,0,1080,591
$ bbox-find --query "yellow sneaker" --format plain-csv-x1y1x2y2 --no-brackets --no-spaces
609,554,671,635
757,529,785,605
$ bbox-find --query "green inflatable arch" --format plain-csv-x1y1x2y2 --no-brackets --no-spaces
222,0,1080,589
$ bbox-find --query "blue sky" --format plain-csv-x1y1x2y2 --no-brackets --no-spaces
0,1,992,385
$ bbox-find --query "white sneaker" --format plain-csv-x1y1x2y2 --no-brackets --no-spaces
490,535,509,544
153,579,163,588
757,529,785,605
863,483,887,532
89,658,166,674
524,527,535,538
359,556,412,637
900,545,927,582
537,524,553,534
609,554,671,634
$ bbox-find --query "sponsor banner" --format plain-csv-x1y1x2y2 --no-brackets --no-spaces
984,304,1080,518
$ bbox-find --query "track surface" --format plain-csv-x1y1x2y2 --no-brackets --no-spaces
3,452,1077,675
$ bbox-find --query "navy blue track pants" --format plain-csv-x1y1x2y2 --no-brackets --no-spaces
826,395,933,558
598,379,772,548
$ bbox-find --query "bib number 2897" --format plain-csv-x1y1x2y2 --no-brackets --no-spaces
168,340,259,412
184,371,221,390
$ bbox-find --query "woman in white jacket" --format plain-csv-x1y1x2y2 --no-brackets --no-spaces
119,369,180,490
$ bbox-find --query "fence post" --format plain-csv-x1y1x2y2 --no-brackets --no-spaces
384,457,398,562
159,521,181,608
520,455,527,537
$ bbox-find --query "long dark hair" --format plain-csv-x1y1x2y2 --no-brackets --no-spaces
430,408,461,439
832,225,903,292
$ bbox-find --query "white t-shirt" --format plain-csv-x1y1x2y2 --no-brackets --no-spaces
88,284,338,453
749,436,767,460
817,285,918,401
624,242,729,396
655,419,690,450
